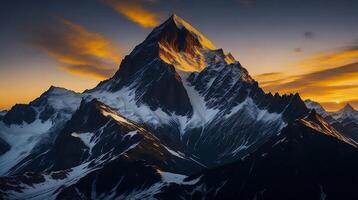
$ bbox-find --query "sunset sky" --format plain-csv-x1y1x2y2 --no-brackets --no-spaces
1,0,358,111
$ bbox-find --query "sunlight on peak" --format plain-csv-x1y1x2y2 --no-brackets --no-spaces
159,42,206,72
171,14,216,50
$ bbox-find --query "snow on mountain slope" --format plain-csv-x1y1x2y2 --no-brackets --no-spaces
83,14,308,166
2,86,82,126
14,99,203,173
0,161,96,200
154,111,358,200
0,119,52,175
332,103,358,123
305,99,358,143
305,99,358,123
55,160,200,200
0,86,82,175
0,99,204,199
304,99,329,117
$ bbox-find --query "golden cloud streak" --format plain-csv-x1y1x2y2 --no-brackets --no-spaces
257,62,358,111
293,48,358,71
106,0,160,28
32,18,121,80
257,42,358,111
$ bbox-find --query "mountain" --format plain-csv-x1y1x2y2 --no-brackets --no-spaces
154,110,358,200
86,14,308,166
0,86,82,175
304,99,330,117
1,14,357,200
305,99,358,143
332,103,358,123
0,99,203,199
305,99,358,123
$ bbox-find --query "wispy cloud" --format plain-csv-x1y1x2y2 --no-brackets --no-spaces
265,62,358,91
257,62,358,110
292,41,358,71
31,18,121,80
105,0,160,28
256,40,358,110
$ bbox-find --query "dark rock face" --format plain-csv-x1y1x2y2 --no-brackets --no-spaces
333,121,358,142
88,14,309,168
16,99,202,174
188,63,308,122
2,86,81,126
0,112,5,121
56,159,162,200
0,137,10,155
3,104,37,125
92,16,197,116
158,116,358,200
177,62,309,166
131,60,193,116
304,99,358,143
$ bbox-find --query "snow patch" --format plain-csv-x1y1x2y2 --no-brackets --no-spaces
0,119,53,175
71,132,96,153
157,170,187,184
163,145,186,159
124,131,138,139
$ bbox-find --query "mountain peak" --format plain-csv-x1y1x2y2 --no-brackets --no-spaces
46,85,72,94
304,99,329,117
342,103,355,112
140,14,216,50
111,14,236,75
165,14,216,50
139,14,233,72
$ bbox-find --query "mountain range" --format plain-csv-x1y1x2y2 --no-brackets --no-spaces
305,99,358,143
0,14,357,200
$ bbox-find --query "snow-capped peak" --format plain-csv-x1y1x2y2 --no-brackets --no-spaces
127,14,235,73
158,15,235,72
341,103,355,113
304,99,358,123
332,103,358,122
304,99,329,117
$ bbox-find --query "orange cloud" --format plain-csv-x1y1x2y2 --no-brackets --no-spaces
106,0,160,28
292,46,358,72
256,41,358,111
257,62,358,111
32,18,121,80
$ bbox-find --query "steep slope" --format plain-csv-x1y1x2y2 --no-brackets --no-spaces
305,100,358,143
9,98,203,174
0,86,82,175
85,15,308,166
332,103,358,123
304,99,330,117
154,110,358,200
305,100,358,123
2,86,81,125
0,99,204,199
